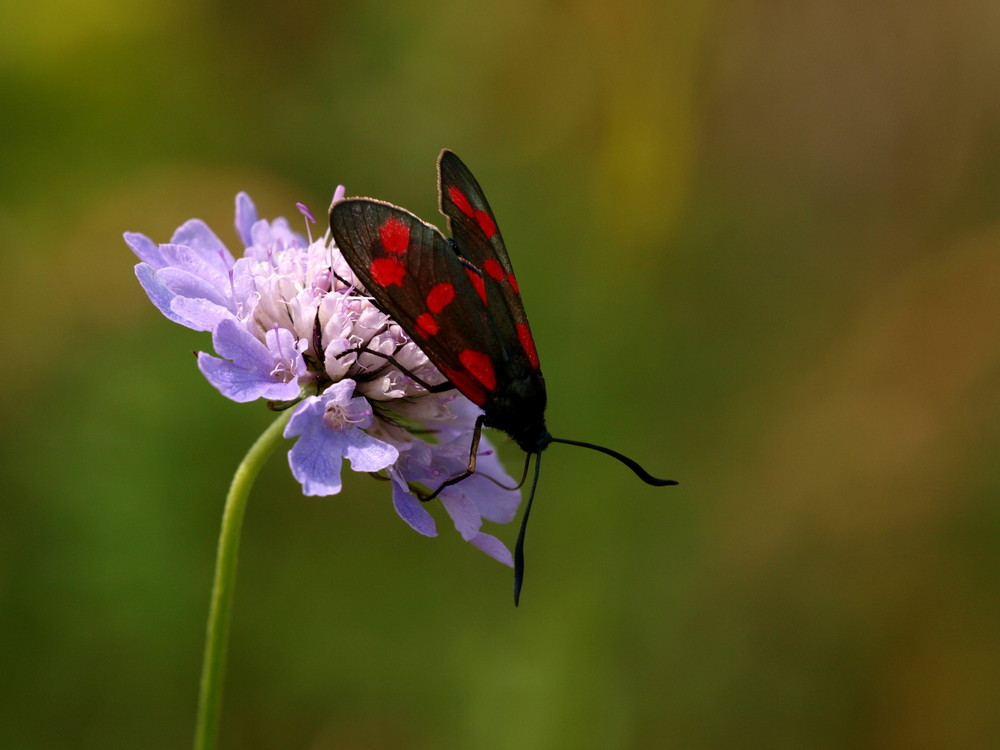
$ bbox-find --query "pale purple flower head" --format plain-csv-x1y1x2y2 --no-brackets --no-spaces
127,191,520,564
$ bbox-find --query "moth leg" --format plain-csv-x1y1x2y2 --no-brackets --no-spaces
420,414,486,502
335,347,454,393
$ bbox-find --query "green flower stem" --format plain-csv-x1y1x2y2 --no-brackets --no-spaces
193,409,293,750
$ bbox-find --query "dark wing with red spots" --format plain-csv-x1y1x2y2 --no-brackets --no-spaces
438,150,540,371
330,198,502,406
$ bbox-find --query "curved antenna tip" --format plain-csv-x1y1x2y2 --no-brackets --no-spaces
549,437,677,486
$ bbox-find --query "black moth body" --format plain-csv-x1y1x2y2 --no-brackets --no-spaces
330,150,676,604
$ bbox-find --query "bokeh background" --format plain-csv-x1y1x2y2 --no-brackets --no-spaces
2,1,999,748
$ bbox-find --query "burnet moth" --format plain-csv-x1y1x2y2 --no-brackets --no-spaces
329,150,677,604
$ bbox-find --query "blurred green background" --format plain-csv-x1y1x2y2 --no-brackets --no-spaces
2,1,999,748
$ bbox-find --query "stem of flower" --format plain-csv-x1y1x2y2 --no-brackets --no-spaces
193,409,292,750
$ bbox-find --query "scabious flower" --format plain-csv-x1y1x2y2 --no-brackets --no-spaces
126,191,520,564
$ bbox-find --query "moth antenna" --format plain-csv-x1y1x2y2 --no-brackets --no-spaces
513,451,543,606
549,437,678,486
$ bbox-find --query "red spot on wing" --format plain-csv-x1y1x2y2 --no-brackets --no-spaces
440,364,487,406
416,312,438,336
483,258,504,281
460,349,496,391
379,217,410,255
447,186,474,217
475,209,497,239
370,257,406,286
426,282,455,313
507,273,519,293
517,323,539,369
465,267,487,305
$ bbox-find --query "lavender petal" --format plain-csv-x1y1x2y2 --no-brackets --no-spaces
124,232,165,267
170,219,235,269
470,532,513,567
234,192,258,248
440,493,482,541
287,426,346,496
134,263,185,326
391,478,438,537
169,296,234,332
343,430,399,473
